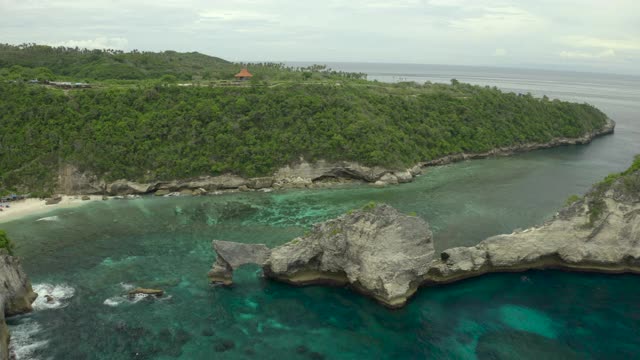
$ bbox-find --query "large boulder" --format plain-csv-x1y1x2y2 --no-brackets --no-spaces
264,204,435,308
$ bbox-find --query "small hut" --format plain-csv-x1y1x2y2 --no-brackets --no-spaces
234,68,253,81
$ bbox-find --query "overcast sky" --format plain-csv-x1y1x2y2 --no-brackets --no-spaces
1,0,639,75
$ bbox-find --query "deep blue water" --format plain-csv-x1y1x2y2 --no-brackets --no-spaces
2,65,640,359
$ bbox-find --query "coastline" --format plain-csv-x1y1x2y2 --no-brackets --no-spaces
0,195,104,224
0,119,615,224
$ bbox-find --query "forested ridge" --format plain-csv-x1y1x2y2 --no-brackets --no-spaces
0,79,608,194
0,43,365,82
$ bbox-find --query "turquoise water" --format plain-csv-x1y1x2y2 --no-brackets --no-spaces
4,152,640,359
3,66,640,359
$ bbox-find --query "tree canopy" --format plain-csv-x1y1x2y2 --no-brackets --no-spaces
0,79,608,193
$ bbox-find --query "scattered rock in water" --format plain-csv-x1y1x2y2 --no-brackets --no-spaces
214,339,235,352
44,295,55,304
81,195,90,201
128,288,164,298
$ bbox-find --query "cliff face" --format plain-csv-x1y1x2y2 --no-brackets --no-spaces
264,205,435,308
0,251,37,360
53,119,615,196
209,204,435,308
428,166,640,283
209,163,639,308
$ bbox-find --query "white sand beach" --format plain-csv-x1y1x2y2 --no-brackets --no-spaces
0,195,104,223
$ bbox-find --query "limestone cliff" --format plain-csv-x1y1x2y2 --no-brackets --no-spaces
209,158,639,308
264,204,434,307
0,251,37,360
53,119,614,196
209,204,435,308
427,159,640,283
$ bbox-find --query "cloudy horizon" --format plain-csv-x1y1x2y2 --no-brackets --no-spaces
1,0,639,75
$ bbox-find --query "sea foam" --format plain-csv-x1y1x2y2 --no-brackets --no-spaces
35,216,59,222
8,318,49,360
32,283,76,311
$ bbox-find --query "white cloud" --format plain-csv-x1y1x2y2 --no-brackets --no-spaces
560,49,616,59
0,0,639,74
46,37,129,50
198,9,278,22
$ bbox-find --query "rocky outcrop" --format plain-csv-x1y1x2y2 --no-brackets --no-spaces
0,307,7,360
265,204,435,307
209,164,639,308
274,160,391,183
208,241,272,285
108,180,158,195
128,288,164,298
44,195,62,205
209,204,435,308
426,167,640,283
0,250,37,360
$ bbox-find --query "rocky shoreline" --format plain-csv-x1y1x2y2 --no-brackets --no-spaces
0,251,37,360
54,119,615,197
208,158,639,308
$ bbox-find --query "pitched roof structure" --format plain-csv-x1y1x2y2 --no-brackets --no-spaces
234,68,253,78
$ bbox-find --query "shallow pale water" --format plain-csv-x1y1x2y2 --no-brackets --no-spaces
3,65,640,359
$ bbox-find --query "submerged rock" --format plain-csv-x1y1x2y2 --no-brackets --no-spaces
128,288,164,298
475,330,580,360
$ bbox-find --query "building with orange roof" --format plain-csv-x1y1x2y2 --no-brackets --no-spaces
234,68,253,81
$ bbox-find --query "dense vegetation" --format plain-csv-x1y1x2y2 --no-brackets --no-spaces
0,44,365,82
0,78,608,193
0,230,15,255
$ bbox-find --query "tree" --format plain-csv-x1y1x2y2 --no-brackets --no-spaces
0,230,15,255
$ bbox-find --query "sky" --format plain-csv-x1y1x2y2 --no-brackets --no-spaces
1,0,639,75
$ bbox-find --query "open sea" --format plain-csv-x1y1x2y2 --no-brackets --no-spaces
3,64,640,359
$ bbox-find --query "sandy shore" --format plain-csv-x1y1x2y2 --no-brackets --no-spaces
0,195,104,223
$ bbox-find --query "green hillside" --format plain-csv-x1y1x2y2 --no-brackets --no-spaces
0,79,608,194
0,44,365,82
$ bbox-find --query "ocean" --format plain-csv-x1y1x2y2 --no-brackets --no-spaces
3,64,640,359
